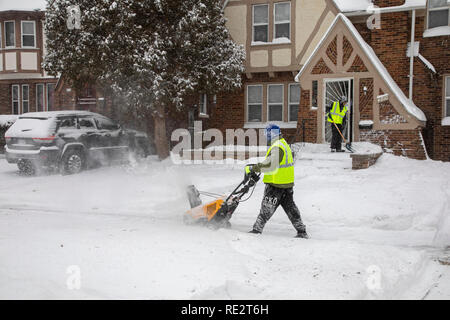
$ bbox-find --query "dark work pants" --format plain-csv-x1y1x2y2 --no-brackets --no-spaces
331,123,343,151
253,184,306,233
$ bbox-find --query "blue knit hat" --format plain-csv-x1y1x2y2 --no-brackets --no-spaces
265,123,281,142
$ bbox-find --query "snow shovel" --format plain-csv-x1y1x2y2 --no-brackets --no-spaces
332,122,355,153
184,167,261,229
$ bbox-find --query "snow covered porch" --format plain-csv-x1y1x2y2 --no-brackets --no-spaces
294,14,428,160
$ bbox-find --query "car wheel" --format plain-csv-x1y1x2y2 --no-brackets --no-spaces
17,159,36,176
133,145,147,161
61,149,85,175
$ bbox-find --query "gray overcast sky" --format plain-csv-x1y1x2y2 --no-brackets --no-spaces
0,0,47,11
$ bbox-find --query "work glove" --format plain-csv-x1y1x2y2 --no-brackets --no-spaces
245,165,254,175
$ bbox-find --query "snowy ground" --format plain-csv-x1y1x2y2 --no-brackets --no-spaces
0,144,449,299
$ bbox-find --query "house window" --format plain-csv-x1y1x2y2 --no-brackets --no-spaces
21,21,36,47
12,85,19,114
268,84,283,121
312,80,318,109
22,85,29,114
5,21,15,47
36,84,45,112
199,94,207,115
289,84,300,122
445,76,450,117
47,83,55,111
274,2,290,40
428,0,450,29
253,4,269,43
247,85,263,122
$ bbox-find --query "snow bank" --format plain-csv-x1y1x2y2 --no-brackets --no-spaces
0,115,18,128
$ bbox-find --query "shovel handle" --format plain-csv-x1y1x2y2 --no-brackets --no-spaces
331,121,348,144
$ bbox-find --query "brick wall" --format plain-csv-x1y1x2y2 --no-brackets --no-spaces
296,89,318,143
359,78,374,121
360,128,427,159
370,11,410,96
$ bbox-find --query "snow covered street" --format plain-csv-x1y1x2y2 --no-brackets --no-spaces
0,145,449,299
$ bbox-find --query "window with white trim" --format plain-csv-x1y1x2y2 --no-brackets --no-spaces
247,85,263,122
268,84,283,121
21,21,36,48
199,93,207,115
36,84,45,112
5,21,15,47
22,85,29,114
47,83,55,111
274,2,290,40
445,76,450,117
253,4,269,43
428,0,450,29
12,85,19,114
288,83,300,122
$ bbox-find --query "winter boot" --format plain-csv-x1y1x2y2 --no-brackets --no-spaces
295,231,309,239
248,229,262,234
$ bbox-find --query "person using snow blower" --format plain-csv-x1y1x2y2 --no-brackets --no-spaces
246,124,308,238
326,96,348,152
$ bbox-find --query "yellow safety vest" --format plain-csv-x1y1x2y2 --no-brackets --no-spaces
327,101,348,124
263,138,294,185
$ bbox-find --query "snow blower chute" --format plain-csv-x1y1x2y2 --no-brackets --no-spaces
184,167,261,229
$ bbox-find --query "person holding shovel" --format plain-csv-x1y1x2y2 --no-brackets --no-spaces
327,96,348,152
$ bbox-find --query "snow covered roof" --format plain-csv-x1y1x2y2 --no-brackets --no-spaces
295,13,426,123
333,0,426,15
0,0,47,12
333,0,373,13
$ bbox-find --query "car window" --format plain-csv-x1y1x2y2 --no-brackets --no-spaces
95,117,120,130
79,117,96,129
57,117,77,130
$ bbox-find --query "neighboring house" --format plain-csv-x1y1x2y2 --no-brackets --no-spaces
195,0,449,161
0,9,58,115
195,0,340,144
0,4,111,121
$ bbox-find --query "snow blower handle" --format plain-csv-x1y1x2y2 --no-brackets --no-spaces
225,165,260,203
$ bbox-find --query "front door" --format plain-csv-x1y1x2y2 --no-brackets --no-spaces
323,79,353,143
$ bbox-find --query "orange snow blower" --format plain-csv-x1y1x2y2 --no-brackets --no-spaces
184,167,261,229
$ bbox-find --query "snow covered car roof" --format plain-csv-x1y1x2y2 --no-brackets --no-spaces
18,111,99,119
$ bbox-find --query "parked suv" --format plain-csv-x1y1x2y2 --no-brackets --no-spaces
4,111,150,175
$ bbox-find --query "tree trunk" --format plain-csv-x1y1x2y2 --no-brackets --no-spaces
153,105,170,160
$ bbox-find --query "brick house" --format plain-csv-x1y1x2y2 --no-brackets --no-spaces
1,1,449,161
193,0,449,161
0,9,58,116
